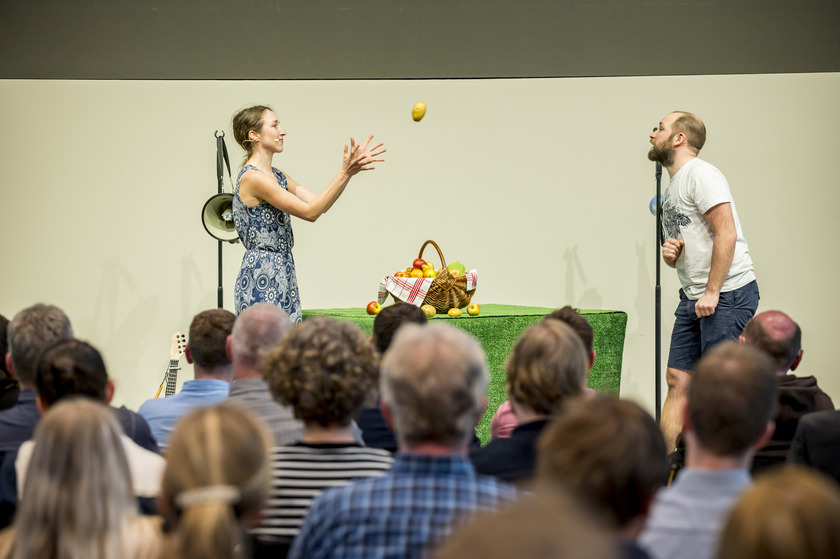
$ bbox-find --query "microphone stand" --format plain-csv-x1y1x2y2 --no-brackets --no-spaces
654,162,663,422
215,131,229,309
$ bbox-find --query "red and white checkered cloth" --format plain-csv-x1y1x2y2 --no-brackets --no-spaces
377,270,478,308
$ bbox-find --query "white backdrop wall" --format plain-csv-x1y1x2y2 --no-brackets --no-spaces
1,73,838,413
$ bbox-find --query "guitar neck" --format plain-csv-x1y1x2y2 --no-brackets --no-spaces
165,359,180,397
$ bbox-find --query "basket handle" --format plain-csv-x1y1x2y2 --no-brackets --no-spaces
418,240,447,268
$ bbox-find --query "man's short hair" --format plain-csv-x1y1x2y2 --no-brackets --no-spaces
688,341,777,457
188,309,236,370
671,111,706,152
8,304,73,384
537,396,667,529
380,322,487,447
262,317,379,427
506,320,587,415
544,305,594,355
35,338,108,408
372,303,427,354
741,310,801,372
230,303,291,369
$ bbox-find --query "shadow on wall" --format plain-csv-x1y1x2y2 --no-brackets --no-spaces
563,246,603,309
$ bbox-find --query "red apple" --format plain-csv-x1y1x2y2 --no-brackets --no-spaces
413,258,426,269
366,301,382,315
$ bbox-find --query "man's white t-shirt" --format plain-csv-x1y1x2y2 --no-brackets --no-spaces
661,158,755,299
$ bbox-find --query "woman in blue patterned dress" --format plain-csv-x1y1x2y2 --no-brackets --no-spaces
231,105,385,322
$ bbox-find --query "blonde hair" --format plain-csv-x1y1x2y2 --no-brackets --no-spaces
506,320,587,415
161,403,271,559
232,105,272,164
0,399,160,559
716,466,840,559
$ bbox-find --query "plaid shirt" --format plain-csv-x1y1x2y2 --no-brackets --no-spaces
288,453,517,559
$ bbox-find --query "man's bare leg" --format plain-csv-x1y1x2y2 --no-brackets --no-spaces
661,367,691,451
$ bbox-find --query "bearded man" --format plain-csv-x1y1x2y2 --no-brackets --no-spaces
649,112,759,451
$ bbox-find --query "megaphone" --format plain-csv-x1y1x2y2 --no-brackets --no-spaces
201,193,239,243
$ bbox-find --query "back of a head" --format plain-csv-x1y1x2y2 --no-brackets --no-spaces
188,309,236,370
435,489,617,559
162,403,271,559
372,302,428,354
14,399,146,559
229,303,291,369
716,466,840,559
671,111,706,152
506,320,588,416
536,396,667,530
688,341,777,457
380,322,488,447
261,317,379,426
741,310,801,372
35,338,108,408
544,305,594,355
8,304,73,385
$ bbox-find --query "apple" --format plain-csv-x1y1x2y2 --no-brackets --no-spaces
366,301,382,315
447,308,462,317
410,268,425,278
421,304,436,318
424,269,436,278
467,303,480,316
413,258,426,269
394,271,408,277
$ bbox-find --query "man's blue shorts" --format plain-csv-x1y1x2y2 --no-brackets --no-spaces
667,280,759,371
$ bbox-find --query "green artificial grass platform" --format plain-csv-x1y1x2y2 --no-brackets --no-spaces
303,304,627,444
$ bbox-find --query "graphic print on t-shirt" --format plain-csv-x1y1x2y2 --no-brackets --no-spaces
662,196,691,241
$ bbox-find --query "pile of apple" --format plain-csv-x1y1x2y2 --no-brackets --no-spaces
393,258,455,279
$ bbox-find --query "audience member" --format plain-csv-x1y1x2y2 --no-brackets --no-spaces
471,319,588,486
740,310,833,473
0,304,72,529
787,409,840,483
638,341,777,559
226,303,303,446
715,466,840,559
0,399,161,559
253,317,393,557
490,305,596,438
435,488,617,559
357,302,427,452
0,315,17,412
289,322,517,559
139,309,235,447
160,403,271,559
537,396,667,559
9,338,165,515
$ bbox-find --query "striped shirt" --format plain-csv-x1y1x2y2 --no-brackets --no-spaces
252,443,394,542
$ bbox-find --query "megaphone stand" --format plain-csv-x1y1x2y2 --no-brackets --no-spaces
202,131,239,309
654,162,663,422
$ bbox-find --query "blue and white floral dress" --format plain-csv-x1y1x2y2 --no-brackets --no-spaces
233,165,302,322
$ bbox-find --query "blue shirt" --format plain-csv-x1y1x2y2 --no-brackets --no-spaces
639,468,751,559
288,453,517,559
138,379,230,447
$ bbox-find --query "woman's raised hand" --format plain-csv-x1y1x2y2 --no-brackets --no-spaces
343,135,386,176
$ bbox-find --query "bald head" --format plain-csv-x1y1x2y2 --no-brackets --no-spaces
230,304,292,373
670,111,706,153
741,310,802,373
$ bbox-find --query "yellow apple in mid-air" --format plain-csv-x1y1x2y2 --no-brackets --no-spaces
421,304,436,318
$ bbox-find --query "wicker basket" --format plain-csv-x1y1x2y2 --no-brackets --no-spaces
417,240,475,313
